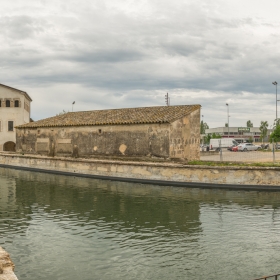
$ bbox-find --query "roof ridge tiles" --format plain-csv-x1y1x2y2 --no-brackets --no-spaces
17,104,200,129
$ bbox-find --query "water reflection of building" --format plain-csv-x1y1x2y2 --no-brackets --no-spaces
4,168,280,239
0,172,17,211
8,169,202,235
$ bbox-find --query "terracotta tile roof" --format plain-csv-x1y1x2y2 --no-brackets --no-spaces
17,105,200,129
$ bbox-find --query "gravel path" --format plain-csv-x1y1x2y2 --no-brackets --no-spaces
200,150,280,163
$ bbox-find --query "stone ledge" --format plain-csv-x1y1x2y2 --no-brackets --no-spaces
1,152,280,171
0,247,18,280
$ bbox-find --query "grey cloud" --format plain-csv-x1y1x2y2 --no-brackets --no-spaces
65,49,145,63
1,0,280,127
0,16,48,40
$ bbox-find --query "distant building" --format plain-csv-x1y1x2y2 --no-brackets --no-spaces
16,105,201,160
205,127,272,142
0,84,32,151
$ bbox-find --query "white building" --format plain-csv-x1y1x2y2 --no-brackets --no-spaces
0,84,32,151
205,127,272,142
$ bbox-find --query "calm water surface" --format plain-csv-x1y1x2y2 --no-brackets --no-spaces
0,168,280,279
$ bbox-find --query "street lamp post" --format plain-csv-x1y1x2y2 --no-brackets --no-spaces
72,101,75,112
226,103,229,138
273,81,278,121
201,115,204,146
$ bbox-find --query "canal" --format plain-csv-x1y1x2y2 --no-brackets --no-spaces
1,167,280,280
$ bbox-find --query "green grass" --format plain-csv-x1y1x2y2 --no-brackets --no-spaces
188,160,280,167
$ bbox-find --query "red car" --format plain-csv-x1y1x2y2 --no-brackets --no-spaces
232,146,238,152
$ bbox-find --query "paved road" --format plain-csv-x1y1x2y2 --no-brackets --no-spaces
200,150,280,163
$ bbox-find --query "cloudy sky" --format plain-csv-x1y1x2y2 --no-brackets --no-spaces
1,0,280,128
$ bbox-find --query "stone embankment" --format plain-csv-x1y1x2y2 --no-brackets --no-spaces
0,152,280,189
0,247,18,280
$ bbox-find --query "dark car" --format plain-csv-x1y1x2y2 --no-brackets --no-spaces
261,144,269,149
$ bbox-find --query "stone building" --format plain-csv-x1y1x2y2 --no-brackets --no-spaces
205,126,272,142
16,105,201,160
0,84,32,151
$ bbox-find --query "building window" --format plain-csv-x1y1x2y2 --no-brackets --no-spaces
6,100,10,107
8,121,13,131
15,100,19,107
0,100,2,107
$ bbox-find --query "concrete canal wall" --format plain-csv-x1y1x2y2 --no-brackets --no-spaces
0,153,280,190
0,247,18,280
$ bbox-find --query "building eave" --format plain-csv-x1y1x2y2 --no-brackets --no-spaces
0,84,32,102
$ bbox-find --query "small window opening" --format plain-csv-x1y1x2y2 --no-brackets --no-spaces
6,100,10,107
15,100,19,107
0,100,2,107
98,129,102,134
8,121,13,131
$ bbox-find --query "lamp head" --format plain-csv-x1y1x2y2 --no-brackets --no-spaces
273,81,278,85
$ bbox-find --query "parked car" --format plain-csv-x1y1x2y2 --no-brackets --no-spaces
210,138,239,151
200,145,210,151
228,145,238,151
232,146,238,152
237,143,261,151
261,144,269,149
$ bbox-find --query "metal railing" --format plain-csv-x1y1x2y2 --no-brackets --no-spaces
252,273,280,280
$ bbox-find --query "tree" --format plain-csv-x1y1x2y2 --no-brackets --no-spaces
225,123,228,127
203,133,221,144
247,120,253,127
270,124,280,143
274,118,280,128
259,121,269,144
200,121,209,134
211,133,222,139
204,134,211,144
248,136,253,143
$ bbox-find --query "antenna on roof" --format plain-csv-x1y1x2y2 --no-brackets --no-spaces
165,93,170,106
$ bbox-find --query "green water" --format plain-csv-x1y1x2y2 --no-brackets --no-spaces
0,167,280,279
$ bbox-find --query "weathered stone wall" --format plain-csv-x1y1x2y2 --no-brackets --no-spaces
16,123,171,158
0,247,18,280
170,109,200,160
1,153,280,186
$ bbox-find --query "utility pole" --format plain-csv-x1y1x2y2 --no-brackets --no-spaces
273,81,278,121
165,93,170,106
226,103,229,138
201,115,204,146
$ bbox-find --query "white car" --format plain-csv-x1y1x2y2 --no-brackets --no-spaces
237,143,261,151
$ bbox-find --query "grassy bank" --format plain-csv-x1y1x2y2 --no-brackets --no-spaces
189,160,280,167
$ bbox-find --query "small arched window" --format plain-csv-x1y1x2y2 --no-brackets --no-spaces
15,100,19,107
6,100,10,107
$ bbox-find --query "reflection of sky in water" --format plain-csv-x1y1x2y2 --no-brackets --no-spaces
1,168,280,279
